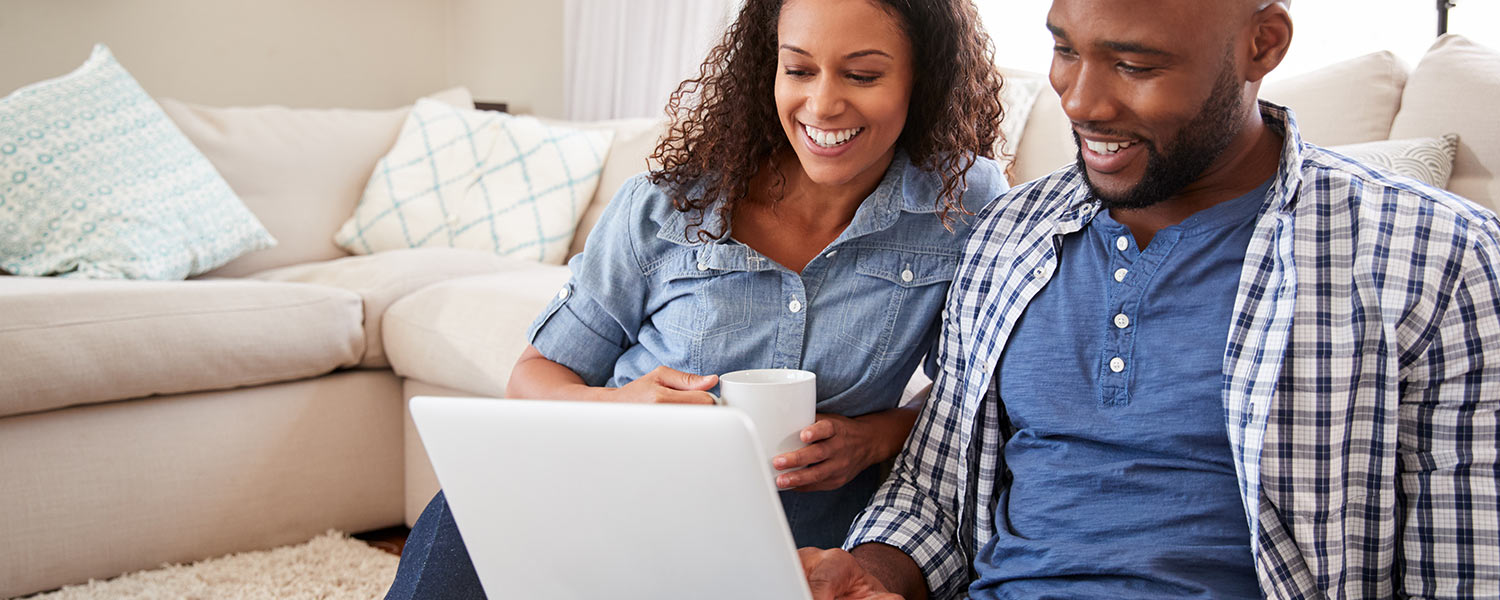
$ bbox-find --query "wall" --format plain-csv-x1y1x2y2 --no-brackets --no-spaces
447,0,565,117
0,0,566,115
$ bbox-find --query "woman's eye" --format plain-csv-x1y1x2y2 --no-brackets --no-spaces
783,68,813,78
847,73,879,84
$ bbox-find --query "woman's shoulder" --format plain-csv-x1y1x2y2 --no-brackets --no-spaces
897,153,1009,215
590,171,722,254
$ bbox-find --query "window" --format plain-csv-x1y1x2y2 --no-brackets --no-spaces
975,1,1499,80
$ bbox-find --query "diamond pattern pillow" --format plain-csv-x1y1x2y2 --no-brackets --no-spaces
335,99,614,264
1328,134,1460,189
0,45,275,279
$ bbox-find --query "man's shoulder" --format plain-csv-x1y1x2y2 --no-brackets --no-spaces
1294,144,1499,247
971,166,1090,233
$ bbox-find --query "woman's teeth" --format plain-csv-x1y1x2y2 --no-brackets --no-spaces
1085,139,1136,155
805,125,863,148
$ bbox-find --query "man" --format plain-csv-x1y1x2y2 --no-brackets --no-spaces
800,0,1500,598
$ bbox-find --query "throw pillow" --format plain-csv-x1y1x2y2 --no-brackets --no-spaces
160,87,475,278
335,99,614,265
1390,34,1500,211
0,45,275,279
1327,134,1460,190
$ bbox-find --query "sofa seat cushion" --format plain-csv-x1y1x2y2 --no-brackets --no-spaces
248,248,523,368
383,266,572,397
0,277,363,418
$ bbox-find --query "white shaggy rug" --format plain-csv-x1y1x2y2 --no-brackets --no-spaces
24,531,399,600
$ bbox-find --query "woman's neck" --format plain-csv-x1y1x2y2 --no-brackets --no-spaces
756,148,895,232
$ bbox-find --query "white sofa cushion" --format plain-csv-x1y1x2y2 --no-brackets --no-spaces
0,45,274,279
0,277,363,417
249,247,518,368
1390,34,1500,211
383,267,572,397
335,100,614,265
1328,135,1460,189
1262,51,1409,147
538,117,666,259
161,87,474,278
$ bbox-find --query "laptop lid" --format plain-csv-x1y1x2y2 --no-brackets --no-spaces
409,396,815,600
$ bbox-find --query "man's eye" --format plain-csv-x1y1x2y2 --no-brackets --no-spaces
1119,63,1155,74
1053,45,1077,57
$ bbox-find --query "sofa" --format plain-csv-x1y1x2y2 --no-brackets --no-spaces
2,34,1496,599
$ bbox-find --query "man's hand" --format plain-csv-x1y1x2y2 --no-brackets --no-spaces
799,547,903,600
609,366,718,404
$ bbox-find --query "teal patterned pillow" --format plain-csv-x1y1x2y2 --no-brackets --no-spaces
0,45,275,279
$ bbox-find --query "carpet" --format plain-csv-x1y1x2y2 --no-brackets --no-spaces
24,531,400,600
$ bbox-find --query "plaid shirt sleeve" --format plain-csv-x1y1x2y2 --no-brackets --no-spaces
844,293,974,599
1398,215,1500,598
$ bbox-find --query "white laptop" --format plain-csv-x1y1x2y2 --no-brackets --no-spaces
409,396,816,600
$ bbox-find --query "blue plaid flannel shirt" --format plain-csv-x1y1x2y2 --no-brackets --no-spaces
846,103,1500,599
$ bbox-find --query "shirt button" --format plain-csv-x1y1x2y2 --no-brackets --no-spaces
901,268,914,282
557,287,570,300
826,250,838,259
447,214,461,227
1033,267,1045,278
1109,357,1125,373
1114,313,1130,329
788,299,802,313
1116,236,1130,252
697,262,709,271
1114,268,1128,282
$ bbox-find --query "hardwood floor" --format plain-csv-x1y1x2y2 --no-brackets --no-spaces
353,525,410,556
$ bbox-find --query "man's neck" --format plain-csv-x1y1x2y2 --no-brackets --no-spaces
1110,108,1284,249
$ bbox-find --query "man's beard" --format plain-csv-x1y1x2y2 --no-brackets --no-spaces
1076,55,1247,211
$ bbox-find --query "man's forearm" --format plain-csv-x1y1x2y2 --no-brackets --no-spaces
850,542,929,600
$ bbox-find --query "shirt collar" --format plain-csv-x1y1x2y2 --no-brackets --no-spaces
1049,100,1310,234
656,150,917,247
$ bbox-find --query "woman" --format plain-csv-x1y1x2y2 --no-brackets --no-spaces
387,0,1006,596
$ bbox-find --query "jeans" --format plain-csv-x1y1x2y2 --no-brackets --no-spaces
384,491,487,600
384,466,884,599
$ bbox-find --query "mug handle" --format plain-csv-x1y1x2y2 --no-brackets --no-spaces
706,392,724,406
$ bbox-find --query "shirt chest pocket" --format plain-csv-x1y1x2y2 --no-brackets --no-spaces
834,249,958,361
655,255,753,340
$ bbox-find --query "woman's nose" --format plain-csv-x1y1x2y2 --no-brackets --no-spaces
805,76,846,120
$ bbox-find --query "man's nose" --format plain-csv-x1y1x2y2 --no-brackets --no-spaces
1055,62,1121,126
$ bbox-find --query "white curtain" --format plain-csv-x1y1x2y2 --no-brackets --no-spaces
564,0,738,121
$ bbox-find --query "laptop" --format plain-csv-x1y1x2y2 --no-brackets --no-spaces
408,396,816,600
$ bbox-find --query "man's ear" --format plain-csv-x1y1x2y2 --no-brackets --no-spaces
1246,2,1293,82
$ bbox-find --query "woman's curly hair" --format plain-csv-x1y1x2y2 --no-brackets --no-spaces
648,0,1006,240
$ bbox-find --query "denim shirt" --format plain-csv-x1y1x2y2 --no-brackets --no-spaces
527,152,1007,417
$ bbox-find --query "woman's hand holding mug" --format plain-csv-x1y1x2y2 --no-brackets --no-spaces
612,366,718,405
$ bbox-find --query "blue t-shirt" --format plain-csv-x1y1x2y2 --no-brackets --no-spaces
970,178,1272,599
528,151,1007,547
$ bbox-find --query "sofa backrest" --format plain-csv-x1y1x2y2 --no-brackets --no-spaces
164,87,473,278
1389,34,1500,210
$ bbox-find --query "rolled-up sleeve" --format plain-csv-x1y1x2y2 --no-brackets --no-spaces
527,176,653,387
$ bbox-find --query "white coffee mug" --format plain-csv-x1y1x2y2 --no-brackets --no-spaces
715,369,816,468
